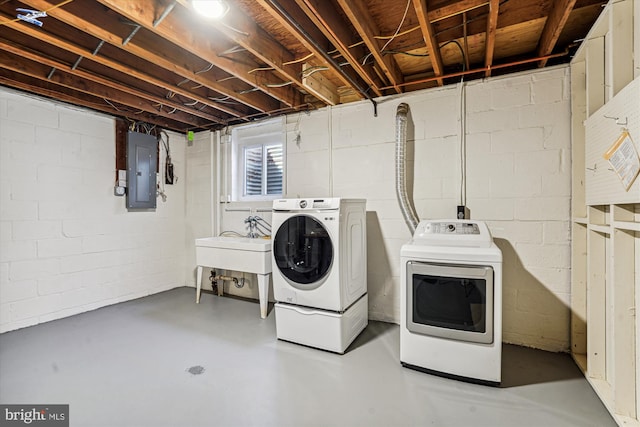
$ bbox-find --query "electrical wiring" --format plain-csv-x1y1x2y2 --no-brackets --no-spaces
440,39,467,72
195,63,214,74
209,95,240,105
103,98,122,112
248,66,275,74
361,0,411,65
221,22,249,37
375,24,420,40
384,50,430,57
238,87,261,94
282,52,315,65
264,81,293,88
219,45,247,55
217,76,239,83
301,65,329,78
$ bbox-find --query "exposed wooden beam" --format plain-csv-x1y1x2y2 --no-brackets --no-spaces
537,0,577,67
176,0,337,105
429,0,488,23
255,0,363,100
0,72,193,131
412,0,445,86
17,0,280,114
95,0,301,108
295,0,384,97
0,46,211,128
336,0,403,93
484,0,499,77
0,13,244,120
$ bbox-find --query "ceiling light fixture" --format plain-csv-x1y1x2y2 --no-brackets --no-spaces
192,0,229,19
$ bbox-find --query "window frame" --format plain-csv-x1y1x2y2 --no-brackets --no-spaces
230,118,285,202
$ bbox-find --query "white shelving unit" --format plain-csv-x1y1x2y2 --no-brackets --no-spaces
570,1,640,425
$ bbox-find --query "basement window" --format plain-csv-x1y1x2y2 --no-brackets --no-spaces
230,118,284,201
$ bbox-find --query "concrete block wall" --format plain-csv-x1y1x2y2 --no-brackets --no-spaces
278,65,572,351
0,88,187,333
184,131,213,288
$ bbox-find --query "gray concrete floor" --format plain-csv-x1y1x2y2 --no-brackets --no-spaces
0,287,615,427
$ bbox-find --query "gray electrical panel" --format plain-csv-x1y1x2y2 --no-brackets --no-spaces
126,131,157,210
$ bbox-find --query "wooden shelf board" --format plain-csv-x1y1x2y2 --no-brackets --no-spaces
573,217,588,225
613,221,640,232
588,224,611,234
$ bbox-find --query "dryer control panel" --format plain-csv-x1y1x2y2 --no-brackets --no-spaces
423,222,480,235
412,219,492,248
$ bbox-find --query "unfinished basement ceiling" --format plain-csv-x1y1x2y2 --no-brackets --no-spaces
0,0,607,132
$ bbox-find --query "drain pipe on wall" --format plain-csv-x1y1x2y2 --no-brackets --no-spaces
395,103,420,235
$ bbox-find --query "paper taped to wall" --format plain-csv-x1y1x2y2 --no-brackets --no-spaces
603,130,640,191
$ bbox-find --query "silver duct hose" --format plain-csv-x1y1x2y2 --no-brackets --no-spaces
395,103,420,234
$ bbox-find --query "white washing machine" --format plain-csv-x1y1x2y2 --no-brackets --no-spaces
400,219,503,385
271,198,368,353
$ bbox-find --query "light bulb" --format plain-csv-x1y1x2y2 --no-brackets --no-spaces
192,0,229,19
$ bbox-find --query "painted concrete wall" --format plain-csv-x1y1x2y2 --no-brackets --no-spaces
0,88,187,333
210,66,572,352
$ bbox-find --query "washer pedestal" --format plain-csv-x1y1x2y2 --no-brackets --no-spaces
275,294,368,354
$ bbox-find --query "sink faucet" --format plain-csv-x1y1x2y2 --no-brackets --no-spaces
245,216,258,238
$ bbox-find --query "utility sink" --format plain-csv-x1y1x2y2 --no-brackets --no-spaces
195,236,272,318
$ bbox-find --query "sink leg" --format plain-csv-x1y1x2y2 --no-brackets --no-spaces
257,273,269,319
196,266,203,303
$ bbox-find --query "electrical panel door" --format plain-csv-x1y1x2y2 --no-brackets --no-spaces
126,131,157,210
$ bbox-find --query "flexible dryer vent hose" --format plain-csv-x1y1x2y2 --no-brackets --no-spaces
395,103,420,235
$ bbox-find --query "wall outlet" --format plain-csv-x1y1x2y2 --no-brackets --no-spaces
457,205,468,219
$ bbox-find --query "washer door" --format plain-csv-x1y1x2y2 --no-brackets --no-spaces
273,215,333,289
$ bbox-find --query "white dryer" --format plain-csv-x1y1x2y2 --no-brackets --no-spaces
271,198,368,353
400,219,503,385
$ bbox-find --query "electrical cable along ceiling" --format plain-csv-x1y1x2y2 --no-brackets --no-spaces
0,0,607,132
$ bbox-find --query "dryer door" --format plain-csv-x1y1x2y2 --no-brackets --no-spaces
273,215,333,289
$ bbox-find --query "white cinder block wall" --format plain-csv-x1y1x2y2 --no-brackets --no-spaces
208,66,572,352
0,88,187,333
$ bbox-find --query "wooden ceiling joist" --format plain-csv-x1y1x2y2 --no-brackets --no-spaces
0,40,225,124
0,14,246,120
17,0,280,114
413,0,445,86
177,0,338,105
429,0,489,23
0,48,211,128
0,71,191,131
95,0,302,108
337,0,404,94
255,0,363,101
484,0,500,77
295,0,385,97
537,0,577,67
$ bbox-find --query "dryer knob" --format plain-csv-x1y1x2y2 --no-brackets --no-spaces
299,200,307,208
